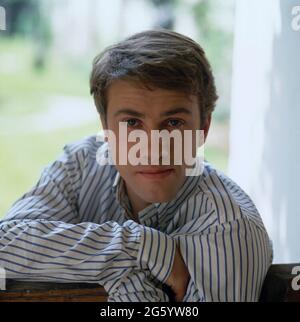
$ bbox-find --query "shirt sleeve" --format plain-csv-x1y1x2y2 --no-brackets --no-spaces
0,144,176,292
173,215,273,302
106,271,171,302
103,227,177,301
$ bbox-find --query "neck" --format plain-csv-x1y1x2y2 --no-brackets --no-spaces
124,183,151,218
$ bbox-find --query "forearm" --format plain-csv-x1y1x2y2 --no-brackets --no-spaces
0,219,140,284
107,271,171,302
0,218,176,294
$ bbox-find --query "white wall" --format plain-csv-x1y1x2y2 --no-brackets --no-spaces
229,0,300,263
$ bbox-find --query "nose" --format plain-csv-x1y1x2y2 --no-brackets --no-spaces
138,127,172,166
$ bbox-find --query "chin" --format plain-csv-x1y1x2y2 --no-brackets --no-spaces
134,173,185,204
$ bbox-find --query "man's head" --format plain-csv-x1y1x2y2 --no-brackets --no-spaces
90,29,218,213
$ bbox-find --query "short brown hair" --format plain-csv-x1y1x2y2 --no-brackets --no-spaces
90,29,218,126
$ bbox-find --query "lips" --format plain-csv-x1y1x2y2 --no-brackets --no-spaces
136,168,175,179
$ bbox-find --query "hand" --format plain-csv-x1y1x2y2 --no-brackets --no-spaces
165,245,190,302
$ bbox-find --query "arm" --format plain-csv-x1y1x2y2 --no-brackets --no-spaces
0,144,176,295
107,245,190,302
107,271,170,302
173,215,273,302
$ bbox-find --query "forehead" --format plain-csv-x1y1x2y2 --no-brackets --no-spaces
106,79,198,109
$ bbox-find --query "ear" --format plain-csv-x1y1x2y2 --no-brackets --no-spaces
202,113,212,142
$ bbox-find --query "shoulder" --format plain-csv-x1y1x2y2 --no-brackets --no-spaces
46,132,117,181
62,133,104,160
198,162,263,227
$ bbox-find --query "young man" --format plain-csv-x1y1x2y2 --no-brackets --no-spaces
0,29,272,302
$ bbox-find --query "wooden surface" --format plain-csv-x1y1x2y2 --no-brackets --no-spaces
0,263,299,302
0,280,108,302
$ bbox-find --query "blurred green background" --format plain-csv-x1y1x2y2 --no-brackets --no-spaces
0,0,234,217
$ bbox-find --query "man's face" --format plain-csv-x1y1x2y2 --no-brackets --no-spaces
101,79,210,211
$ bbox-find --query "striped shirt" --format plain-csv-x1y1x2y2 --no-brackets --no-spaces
0,135,273,301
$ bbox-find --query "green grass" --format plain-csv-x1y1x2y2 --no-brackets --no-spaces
205,146,228,173
0,123,100,217
0,37,90,117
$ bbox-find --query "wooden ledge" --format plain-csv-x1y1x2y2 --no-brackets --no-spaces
1,263,300,302
0,280,108,302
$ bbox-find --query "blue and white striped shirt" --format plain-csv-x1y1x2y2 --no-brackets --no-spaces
0,135,273,301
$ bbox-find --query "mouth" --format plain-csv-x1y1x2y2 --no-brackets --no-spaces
136,168,175,180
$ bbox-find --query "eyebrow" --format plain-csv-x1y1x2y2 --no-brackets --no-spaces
113,107,192,118
114,109,145,118
161,107,192,117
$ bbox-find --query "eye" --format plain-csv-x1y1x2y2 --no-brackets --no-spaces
166,119,184,128
124,118,141,128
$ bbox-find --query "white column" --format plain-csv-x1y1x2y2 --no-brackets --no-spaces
229,0,300,263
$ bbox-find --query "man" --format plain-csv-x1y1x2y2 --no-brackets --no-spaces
0,29,273,302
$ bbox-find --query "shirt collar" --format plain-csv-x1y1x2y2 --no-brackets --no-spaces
112,170,121,190
112,171,136,220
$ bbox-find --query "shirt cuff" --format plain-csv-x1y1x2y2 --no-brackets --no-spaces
137,225,176,283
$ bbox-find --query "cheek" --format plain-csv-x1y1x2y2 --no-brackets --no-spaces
106,120,139,162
